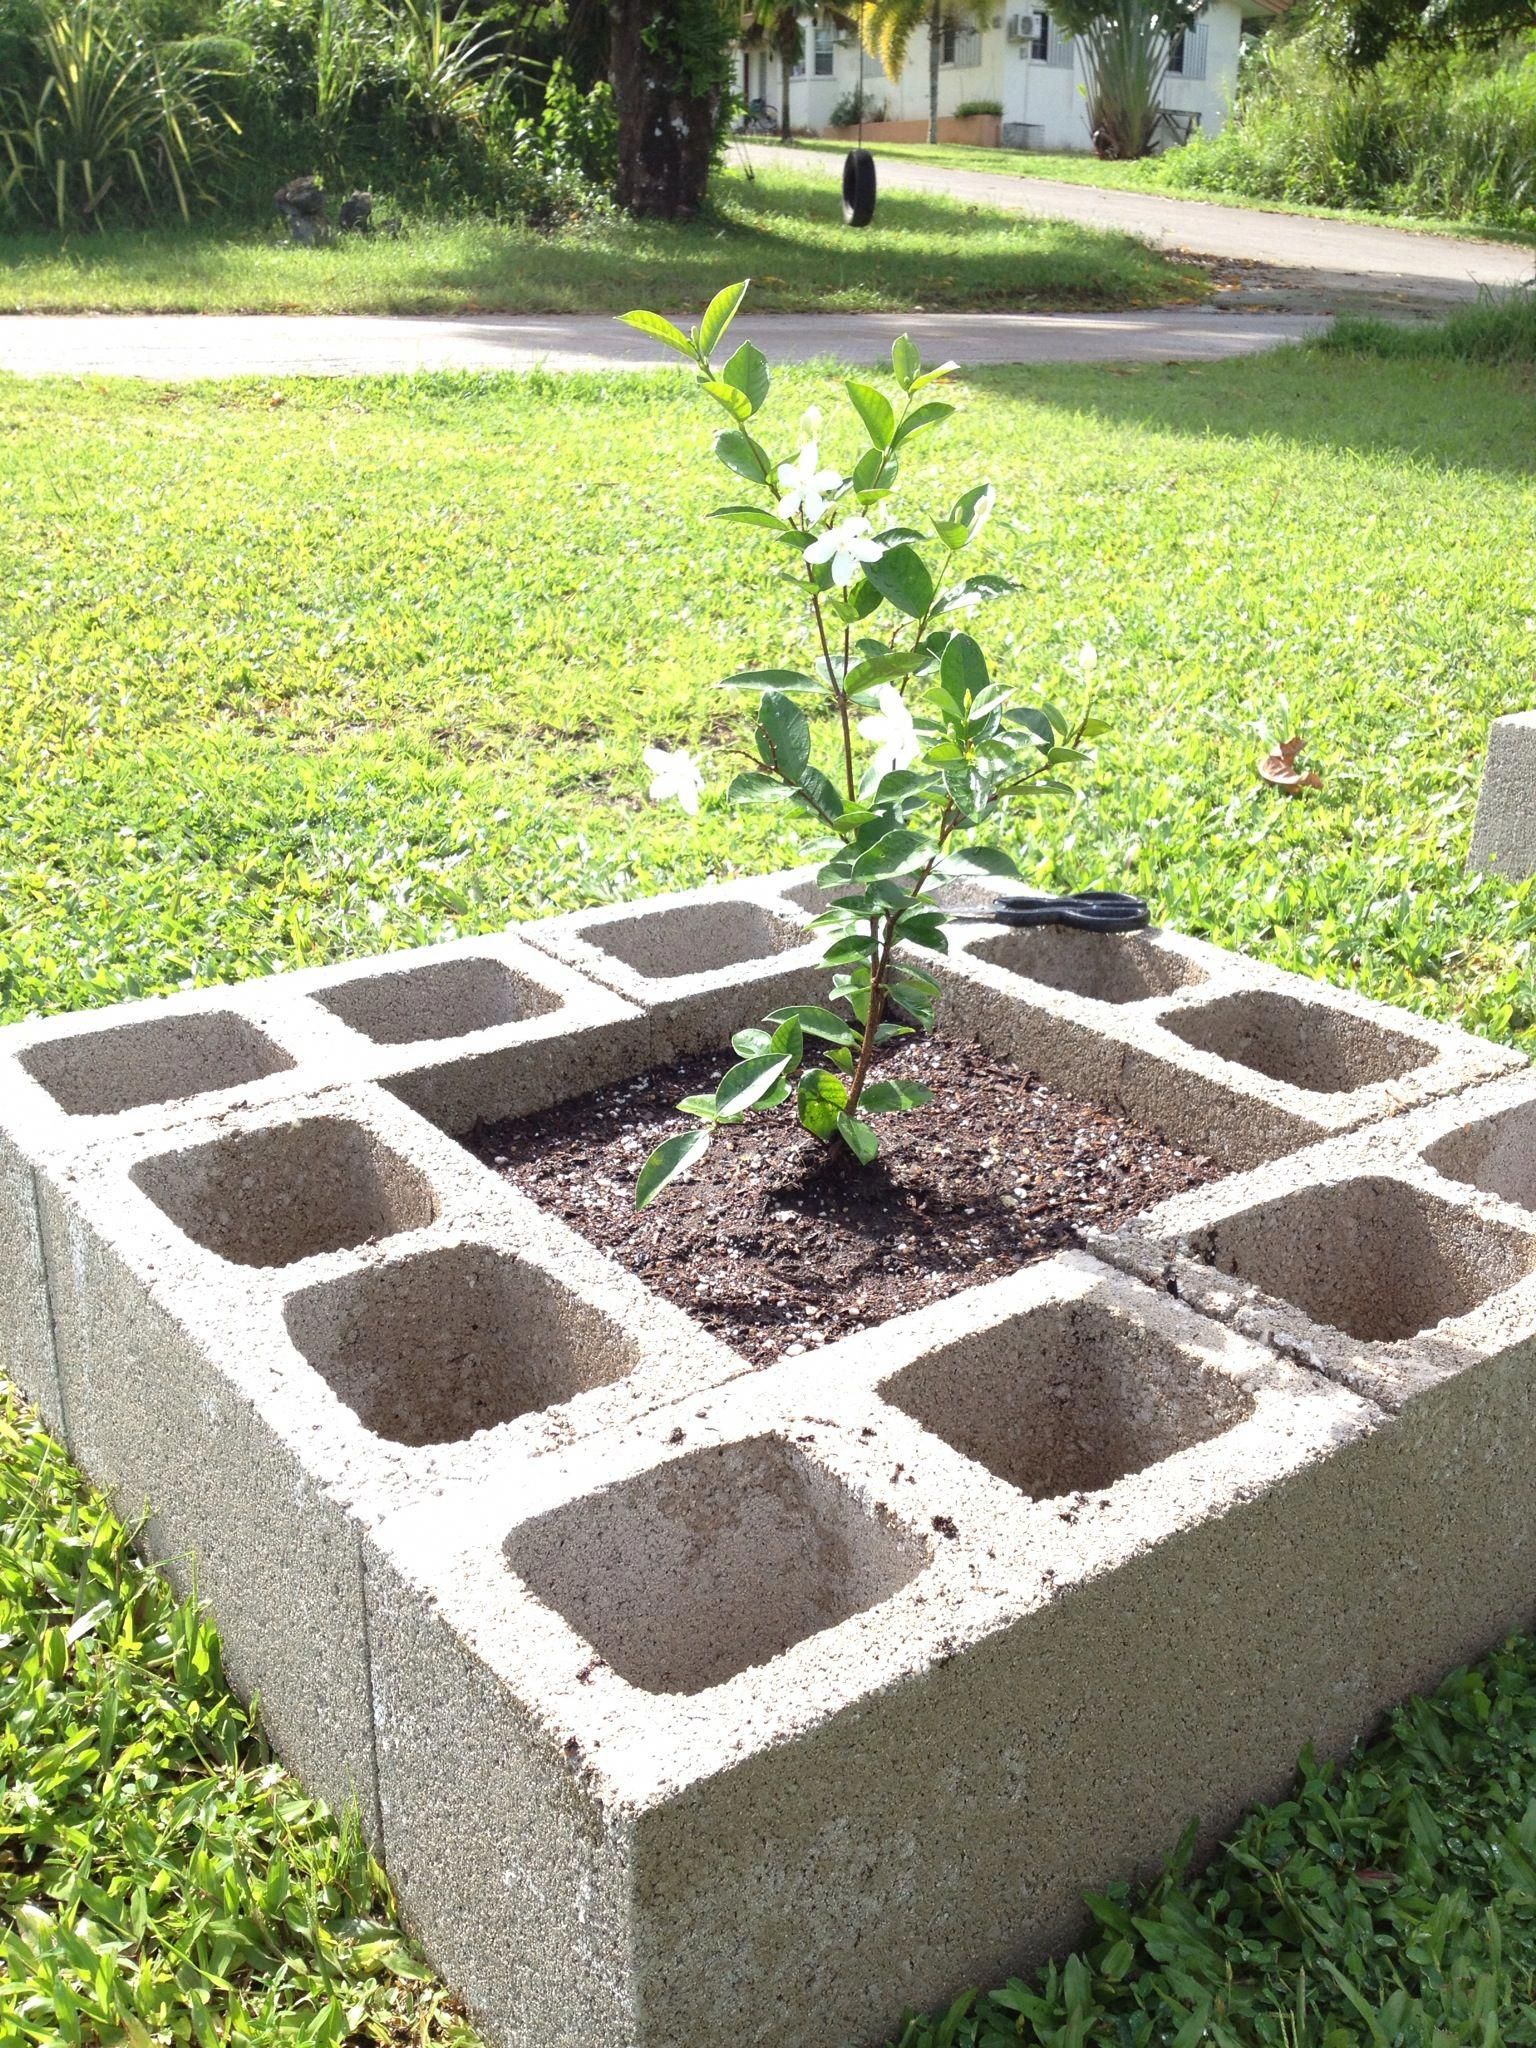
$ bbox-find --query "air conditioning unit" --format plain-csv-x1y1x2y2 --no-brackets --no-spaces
1005,10,1029,38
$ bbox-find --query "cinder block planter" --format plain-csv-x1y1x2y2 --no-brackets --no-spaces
2,876,1534,2048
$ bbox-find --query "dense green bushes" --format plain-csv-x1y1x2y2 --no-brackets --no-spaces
1165,21,1536,228
0,0,617,229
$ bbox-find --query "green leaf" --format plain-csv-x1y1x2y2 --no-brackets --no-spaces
698,278,749,360
851,827,930,880
727,770,793,805
701,377,753,423
823,931,878,965
846,378,896,450
836,1111,880,1163
719,667,822,691
732,1027,773,1058
720,338,770,415
755,690,811,783
866,544,936,619
943,843,1021,879
635,1126,712,1209
764,1004,860,1045
768,1014,805,1063
892,400,954,448
850,445,897,502
891,333,921,390
715,1050,793,1118
711,504,790,530
844,648,931,692
895,911,949,952
676,1091,727,1120
798,1065,848,1139
857,1079,933,1114
939,632,989,705
618,308,696,359
934,572,1021,618
714,429,772,485
911,358,959,391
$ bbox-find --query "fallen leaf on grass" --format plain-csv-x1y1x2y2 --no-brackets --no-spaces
1259,735,1323,793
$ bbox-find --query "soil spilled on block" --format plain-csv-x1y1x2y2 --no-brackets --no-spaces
464,1034,1223,1366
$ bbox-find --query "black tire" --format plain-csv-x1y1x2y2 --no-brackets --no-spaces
842,148,877,228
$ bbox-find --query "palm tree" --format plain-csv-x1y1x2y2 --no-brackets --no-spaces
740,0,805,142
859,0,956,145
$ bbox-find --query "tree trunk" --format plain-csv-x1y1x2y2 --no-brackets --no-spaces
609,0,722,219
927,0,941,144
780,45,793,140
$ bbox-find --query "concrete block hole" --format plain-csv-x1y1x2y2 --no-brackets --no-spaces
1163,989,1428,1096
132,1115,437,1268
878,1297,1252,1499
504,1435,931,1694
1184,1174,1536,1343
284,1243,643,1446
315,956,560,1047
20,1010,294,1117
962,927,1206,1007
1424,1100,1536,1214
589,899,806,981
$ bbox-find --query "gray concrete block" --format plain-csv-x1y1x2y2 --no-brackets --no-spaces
365,1255,1409,2048
1469,710,1536,878
2,872,1532,2048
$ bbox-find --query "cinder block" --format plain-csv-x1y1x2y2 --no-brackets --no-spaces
26,1067,748,1837
3,873,1534,2048
518,877,827,1015
1469,710,1536,878
365,1253,1424,2048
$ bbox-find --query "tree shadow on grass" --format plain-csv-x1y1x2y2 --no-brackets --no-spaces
965,350,1536,481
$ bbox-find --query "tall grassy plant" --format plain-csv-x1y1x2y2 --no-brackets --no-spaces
1058,0,1187,158
1168,27,1536,227
0,0,233,227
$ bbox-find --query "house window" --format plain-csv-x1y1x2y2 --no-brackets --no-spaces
1029,10,1050,60
941,19,981,64
1167,25,1185,72
1166,13,1207,77
814,20,835,74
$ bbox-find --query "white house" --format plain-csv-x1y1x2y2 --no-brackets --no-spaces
747,3,1280,154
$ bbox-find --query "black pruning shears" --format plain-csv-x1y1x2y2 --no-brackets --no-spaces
947,889,1151,933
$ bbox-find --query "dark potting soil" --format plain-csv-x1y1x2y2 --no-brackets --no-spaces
464,1035,1223,1367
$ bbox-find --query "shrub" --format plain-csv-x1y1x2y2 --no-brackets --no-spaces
620,282,1102,1205
0,0,241,227
829,86,887,125
1165,22,1536,227
955,97,1002,116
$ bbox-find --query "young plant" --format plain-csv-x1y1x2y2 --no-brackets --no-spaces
622,280,1105,1210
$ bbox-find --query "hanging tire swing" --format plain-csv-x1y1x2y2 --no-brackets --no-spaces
842,146,877,227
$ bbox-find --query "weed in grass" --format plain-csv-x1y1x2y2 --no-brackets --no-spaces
0,165,1195,316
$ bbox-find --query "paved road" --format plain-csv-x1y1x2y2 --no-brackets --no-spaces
0,307,1322,378
742,141,1533,310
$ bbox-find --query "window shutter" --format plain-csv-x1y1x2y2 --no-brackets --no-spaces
1047,21,1075,68
1181,17,1207,79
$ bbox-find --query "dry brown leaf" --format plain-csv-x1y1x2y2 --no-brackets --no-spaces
1259,734,1323,794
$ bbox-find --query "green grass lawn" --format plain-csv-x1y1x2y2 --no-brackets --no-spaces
5,339,1536,2039
0,163,1195,316
788,136,1536,246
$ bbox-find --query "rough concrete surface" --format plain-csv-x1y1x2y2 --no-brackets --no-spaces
2,876,1534,2046
1469,711,1536,880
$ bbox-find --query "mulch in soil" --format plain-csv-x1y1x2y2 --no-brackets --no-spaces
463,1034,1224,1366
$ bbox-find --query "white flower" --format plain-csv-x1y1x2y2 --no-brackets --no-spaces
969,484,997,538
1078,641,1098,674
858,684,921,780
775,440,841,524
804,514,884,589
643,745,704,816
798,404,823,438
